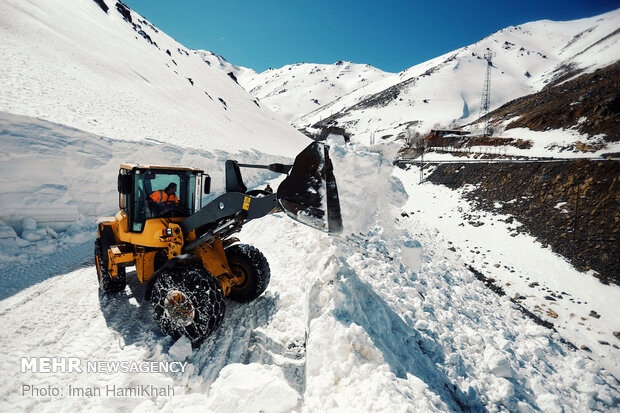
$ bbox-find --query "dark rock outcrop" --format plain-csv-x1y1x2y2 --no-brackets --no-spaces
425,160,620,285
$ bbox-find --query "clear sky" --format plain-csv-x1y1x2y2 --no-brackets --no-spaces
122,0,619,73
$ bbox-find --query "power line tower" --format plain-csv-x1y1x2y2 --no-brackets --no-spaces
479,50,494,137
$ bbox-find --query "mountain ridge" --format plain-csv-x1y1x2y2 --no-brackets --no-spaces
0,0,309,157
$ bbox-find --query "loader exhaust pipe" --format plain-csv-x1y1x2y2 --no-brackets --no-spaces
277,142,343,234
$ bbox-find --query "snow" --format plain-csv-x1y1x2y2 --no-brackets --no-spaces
498,127,620,158
1,1,619,411
206,363,299,413
1,140,619,412
0,0,309,157
238,61,392,123
168,337,193,362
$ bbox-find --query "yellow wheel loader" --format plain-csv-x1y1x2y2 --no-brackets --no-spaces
95,142,342,345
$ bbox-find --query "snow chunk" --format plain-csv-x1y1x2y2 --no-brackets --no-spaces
483,346,514,378
401,240,424,271
207,363,299,413
21,228,47,242
22,217,37,231
0,225,17,239
168,336,192,361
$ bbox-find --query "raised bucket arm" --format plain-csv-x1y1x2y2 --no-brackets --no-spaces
182,142,343,237
228,142,343,234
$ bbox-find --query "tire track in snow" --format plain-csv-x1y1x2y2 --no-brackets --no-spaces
0,238,94,301
185,216,311,399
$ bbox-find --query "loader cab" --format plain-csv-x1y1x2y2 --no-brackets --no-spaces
118,164,207,233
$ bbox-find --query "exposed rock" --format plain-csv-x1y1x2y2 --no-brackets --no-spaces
485,62,620,141
115,1,132,22
424,160,620,285
92,0,108,13
227,72,238,83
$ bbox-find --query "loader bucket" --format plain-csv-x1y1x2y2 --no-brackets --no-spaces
277,142,343,234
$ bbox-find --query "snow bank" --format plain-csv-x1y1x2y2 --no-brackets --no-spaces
0,111,284,269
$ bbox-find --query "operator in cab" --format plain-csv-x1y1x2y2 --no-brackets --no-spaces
149,182,179,205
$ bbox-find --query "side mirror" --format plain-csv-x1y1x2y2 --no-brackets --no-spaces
204,175,211,194
118,174,132,194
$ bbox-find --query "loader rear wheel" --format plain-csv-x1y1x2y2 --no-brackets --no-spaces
151,265,225,346
94,239,126,293
225,244,270,303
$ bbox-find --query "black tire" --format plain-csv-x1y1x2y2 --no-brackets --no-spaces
225,244,271,303
94,238,126,293
151,265,225,346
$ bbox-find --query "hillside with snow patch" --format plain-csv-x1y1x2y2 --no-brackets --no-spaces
0,0,308,156
292,10,620,144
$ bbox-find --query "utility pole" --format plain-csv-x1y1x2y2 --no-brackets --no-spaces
479,50,494,137
419,142,425,184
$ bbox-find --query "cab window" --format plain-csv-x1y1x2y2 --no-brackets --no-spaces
130,170,196,232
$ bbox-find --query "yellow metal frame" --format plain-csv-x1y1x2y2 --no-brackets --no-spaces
98,217,242,296
196,240,243,296
135,251,157,282
98,186,248,296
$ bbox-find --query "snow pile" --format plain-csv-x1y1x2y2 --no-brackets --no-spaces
0,0,308,156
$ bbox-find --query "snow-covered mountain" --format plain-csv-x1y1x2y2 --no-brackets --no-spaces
1,2,620,411
288,10,620,143
0,0,309,157
238,61,392,123
193,50,257,84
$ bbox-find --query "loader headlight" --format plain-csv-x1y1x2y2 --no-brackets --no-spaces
163,228,173,237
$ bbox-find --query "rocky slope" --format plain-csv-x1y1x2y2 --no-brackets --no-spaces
425,160,620,285
486,61,620,144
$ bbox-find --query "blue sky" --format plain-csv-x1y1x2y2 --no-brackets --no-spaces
123,0,618,73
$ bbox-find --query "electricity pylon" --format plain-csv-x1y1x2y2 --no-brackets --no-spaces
479,50,494,137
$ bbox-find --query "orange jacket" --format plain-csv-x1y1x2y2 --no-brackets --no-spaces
149,190,178,204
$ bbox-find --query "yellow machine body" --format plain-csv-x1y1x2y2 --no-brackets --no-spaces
97,188,243,296
97,164,244,296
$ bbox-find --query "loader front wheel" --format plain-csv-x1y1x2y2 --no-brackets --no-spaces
94,239,126,293
225,244,271,303
151,266,225,346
